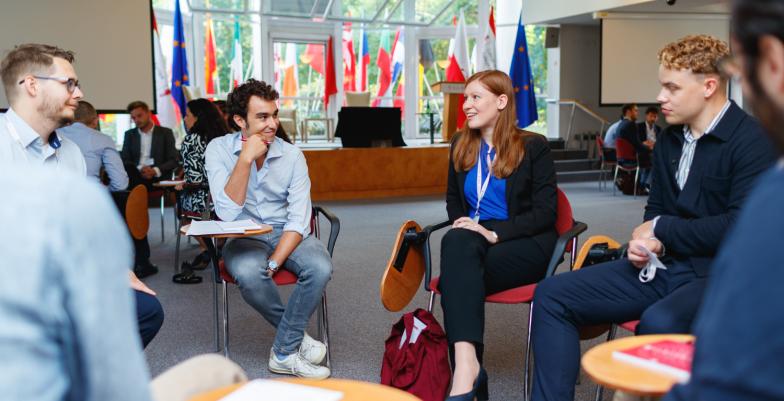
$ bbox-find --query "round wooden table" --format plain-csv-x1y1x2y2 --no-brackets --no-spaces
188,379,422,401
581,334,694,398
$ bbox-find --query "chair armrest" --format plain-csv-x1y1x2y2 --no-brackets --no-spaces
314,205,340,256
544,221,588,278
420,220,451,292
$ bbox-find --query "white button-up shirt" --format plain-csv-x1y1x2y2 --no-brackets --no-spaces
0,108,86,175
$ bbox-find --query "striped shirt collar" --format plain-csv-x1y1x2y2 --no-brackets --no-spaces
682,100,732,142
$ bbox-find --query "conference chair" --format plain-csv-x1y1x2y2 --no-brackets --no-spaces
126,184,150,241
173,183,212,277
212,206,340,368
613,138,641,197
595,136,616,191
413,188,587,401
345,91,371,107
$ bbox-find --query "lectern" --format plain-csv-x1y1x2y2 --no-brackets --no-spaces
431,81,465,143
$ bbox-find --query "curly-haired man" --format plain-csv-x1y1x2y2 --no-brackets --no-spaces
529,34,777,401
204,79,331,379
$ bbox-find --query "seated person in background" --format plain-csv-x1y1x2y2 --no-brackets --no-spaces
665,2,784,400
0,165,247,401
58,100,128,191
57,101,164,343
530,34,776,401
205,79,332,379
602,113,624,162
120,100,179,188
617,103,653,189
440,70,557,401
176,98,228,274
637,106,661,147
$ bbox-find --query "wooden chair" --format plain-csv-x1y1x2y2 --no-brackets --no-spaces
126,184,150,241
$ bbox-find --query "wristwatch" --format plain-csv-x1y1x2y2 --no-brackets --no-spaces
266,259,279,276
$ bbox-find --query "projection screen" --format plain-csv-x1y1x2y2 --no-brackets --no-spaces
601,14,729,105
0,0,154,112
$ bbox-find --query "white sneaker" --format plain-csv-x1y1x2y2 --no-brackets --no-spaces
268,349,331,379
299,333,327,364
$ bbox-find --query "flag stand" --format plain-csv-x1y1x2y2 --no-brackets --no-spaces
430,81,465,143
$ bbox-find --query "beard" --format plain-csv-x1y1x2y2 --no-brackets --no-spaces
38,93,75,129
748,90,784,156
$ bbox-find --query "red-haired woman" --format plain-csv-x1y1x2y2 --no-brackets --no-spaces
440,70,557,400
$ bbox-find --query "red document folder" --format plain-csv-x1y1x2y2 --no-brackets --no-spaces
612,340,694,382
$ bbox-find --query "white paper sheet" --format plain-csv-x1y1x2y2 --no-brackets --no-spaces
157,180,186,185
217,220,262,232
185,220,262,236
219,379,343,401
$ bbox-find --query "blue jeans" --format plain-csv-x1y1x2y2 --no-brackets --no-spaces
530,258,707,401
223,227,332,356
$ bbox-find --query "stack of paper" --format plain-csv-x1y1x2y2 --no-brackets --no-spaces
220,379,343,401
186,219,262,236
157,179,186,185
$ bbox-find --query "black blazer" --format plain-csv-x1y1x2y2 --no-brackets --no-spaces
619,119,650,156
644,101,776,276
120,126,179,179
637,121,662,143
446,133,558,253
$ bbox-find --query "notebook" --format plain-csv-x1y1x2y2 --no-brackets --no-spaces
612,339,694,382
219,379,343,401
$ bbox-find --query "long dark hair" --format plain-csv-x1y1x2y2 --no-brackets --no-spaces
187,98,229,144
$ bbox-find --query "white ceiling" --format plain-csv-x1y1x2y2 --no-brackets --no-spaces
527,0,729,26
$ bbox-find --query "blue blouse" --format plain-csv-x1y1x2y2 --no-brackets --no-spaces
464,140,508,221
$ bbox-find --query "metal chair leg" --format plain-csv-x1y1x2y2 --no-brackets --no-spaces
160,195,165,242
613,166,620,196
319,293,331,369
427,291,436,313
213,279,220,352
222,280,230,358
174,217,182,274
633,167,640,198
523,302,534,401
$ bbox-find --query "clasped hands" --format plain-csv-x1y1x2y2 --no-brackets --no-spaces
453,217,498,244
140,165,156,180
628,220,663,269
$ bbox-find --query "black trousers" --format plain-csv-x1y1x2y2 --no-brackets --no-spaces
124,162,156,191
438,227,550,362
135,290,164,348
110,191,152,266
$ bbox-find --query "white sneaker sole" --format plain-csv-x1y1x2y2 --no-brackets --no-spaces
268,360,330,380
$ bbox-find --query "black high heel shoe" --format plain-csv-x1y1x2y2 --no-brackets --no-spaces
445,367,488,401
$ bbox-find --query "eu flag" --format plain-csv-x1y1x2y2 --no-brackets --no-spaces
509,14,537,128
171,0,189,118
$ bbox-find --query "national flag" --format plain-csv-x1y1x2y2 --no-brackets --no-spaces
324,36,338,108
229,18,243,88
477,6,497,72
170,0,189,118
301,44,325,75
371,30,392,107
357,27,369,91
445,11,469,128
342,23,356,92
390,28,405,87
152,13,180,129
419,39,435,70
204,16,218,95
273,42,282,93
282,43,298,107
509,13,538,128
393,72,405,115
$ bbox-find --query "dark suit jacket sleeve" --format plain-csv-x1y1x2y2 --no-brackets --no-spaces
644,136,668,221
120,129,134,165
491,137,557,241
653,126,775,256
155,127,179,177
621,121,649,154
446,137,466,222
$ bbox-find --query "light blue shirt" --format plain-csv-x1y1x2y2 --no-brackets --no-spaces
603,118,623,149
0,108,86,175
58,122,129,191
205,133,312,237
0,164,153,401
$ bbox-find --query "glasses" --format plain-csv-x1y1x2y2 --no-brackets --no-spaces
18,75,81,93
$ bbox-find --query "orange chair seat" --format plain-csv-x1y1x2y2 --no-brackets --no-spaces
429,277,536,304
218,260,298,286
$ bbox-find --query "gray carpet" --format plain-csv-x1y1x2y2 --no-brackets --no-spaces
140,181,648,400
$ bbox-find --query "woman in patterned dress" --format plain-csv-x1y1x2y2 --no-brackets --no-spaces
178,98,229,272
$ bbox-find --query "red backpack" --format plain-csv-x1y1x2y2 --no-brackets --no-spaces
380,308,451,401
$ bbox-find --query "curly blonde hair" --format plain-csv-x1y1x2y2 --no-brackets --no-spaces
658,34,730,74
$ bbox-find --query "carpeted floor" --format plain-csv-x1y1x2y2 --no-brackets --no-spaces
140,181,648,400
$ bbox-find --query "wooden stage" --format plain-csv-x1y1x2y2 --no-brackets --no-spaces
303,145,450,201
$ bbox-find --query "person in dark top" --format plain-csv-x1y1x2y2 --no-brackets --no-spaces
664,1,784,400
617,103,653,189
530,34,776,401
440,70,557,401
637,106,662,145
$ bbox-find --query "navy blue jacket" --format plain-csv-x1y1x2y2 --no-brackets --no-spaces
664,164,784,401
644,101,776,276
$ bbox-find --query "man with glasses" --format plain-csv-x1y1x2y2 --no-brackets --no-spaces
0,43,85,172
